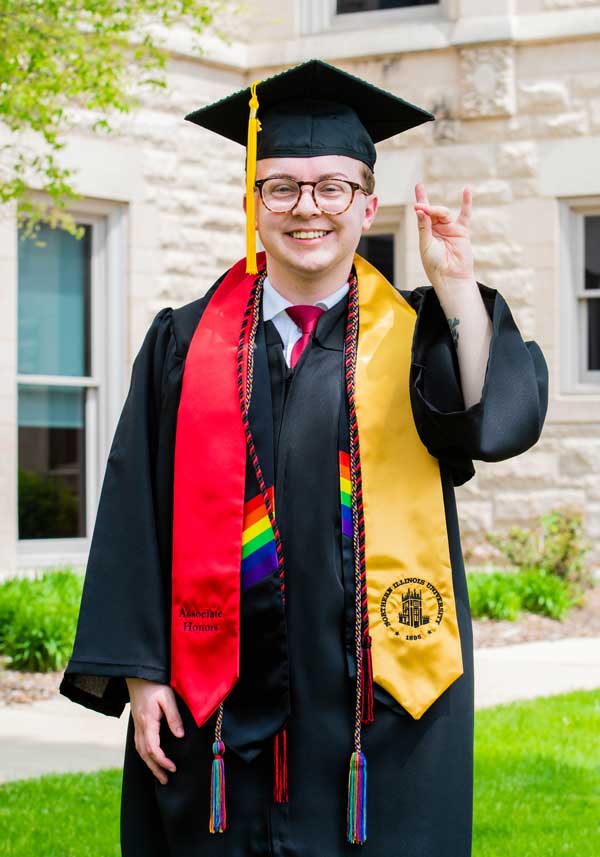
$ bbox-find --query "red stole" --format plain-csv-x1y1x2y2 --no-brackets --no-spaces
171,255,263,726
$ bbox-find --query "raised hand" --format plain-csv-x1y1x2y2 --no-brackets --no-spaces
413,183,475,288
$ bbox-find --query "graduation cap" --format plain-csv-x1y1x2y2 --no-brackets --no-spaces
185,59,435,274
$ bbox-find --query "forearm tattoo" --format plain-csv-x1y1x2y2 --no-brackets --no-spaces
447,317,460,348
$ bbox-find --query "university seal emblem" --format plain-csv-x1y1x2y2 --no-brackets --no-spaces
380,577,444,641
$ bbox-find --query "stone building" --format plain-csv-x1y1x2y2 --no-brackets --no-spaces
1,0,599,577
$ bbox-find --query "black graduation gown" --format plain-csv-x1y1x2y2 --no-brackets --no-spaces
60,276,548,857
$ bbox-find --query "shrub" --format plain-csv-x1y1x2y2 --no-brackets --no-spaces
515,566,575,620
484,507,594,595
0,569,83,672
467,570,523,621
467,566,574,621
0,577,26,635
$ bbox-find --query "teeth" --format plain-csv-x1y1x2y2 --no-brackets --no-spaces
289,230,328,239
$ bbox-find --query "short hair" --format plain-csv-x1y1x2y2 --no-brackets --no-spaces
249,161,376,193
361,163,376,195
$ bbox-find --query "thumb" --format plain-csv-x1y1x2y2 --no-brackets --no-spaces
159,689,185,738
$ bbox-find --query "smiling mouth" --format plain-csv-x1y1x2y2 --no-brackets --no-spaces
287,230,332,241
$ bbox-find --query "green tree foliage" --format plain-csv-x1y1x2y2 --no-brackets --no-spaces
0,0,230,234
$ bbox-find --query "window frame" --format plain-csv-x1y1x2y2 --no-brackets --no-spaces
297,0,449,35
559,197,600,394
360,206,404,287
17,202,126,567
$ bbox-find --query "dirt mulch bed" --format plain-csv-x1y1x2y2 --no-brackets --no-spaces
473,585,600,648
0,667,62,706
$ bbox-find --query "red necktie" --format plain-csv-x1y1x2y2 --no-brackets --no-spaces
286,305,325,369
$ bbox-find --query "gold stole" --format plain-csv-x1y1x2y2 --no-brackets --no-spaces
354,254,464,719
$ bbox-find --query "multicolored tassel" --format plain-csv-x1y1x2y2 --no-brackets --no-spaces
346,750,367,844
209,704,227,834
209,739,226,833
273,726,288,803
361,634,375,725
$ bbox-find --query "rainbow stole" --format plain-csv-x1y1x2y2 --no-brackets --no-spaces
241,487,277,592
339,451,353,539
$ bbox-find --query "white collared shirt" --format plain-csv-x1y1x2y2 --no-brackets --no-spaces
262,276,350,368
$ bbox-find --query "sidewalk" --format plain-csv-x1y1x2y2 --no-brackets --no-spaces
0,694,128,784
473,636,600,708
1,636,599,784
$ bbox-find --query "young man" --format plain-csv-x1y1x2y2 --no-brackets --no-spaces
61,60,548,856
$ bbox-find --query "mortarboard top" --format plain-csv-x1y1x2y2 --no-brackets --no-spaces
185,58,435,171
184,59,435,273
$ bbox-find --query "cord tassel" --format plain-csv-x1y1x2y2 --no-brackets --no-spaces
245,80,262,275
209,740,227,833
346,750,367,844
273,726,289,803
361,634,375,725
345,272,368,845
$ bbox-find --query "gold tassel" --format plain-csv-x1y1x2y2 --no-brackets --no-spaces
245,80,262,275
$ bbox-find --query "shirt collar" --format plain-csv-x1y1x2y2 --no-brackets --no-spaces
262,276,350,322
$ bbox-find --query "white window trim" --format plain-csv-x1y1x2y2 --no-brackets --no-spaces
17,200,127,568
559,196,600,395
297,0,449,35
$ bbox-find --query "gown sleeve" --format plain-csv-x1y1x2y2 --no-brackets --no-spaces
59,308,175,716
404,282,549,487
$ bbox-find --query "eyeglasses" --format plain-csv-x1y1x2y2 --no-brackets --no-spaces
254,178,369,215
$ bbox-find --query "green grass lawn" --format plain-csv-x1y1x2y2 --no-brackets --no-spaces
0,690,598,856
473,689,599,856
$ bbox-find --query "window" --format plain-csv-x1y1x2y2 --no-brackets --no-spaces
337,0,437,12
357,234,395,284
17,224,92,540
559,200,600,391
584,216,600,372
356,207,403,287
298,0,444,36
16,205,125,562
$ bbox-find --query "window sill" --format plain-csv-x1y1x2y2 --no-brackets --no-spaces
330,5,444,33
17,538,89,572
548,397,600,424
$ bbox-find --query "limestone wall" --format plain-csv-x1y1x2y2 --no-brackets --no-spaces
188,32,600,570
249,33,600,569
2,0,600,574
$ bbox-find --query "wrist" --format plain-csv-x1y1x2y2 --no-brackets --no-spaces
431,274,478,292
125,676,147,692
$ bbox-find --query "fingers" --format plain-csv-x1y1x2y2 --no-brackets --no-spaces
456,185,472,228
143,753,171,786
129,683,183,785
414,203,452,223
416,209,433,253
415,181,429,205
147,715,177,772
414,185,472,227
160,690,185,739
134,710,177,785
